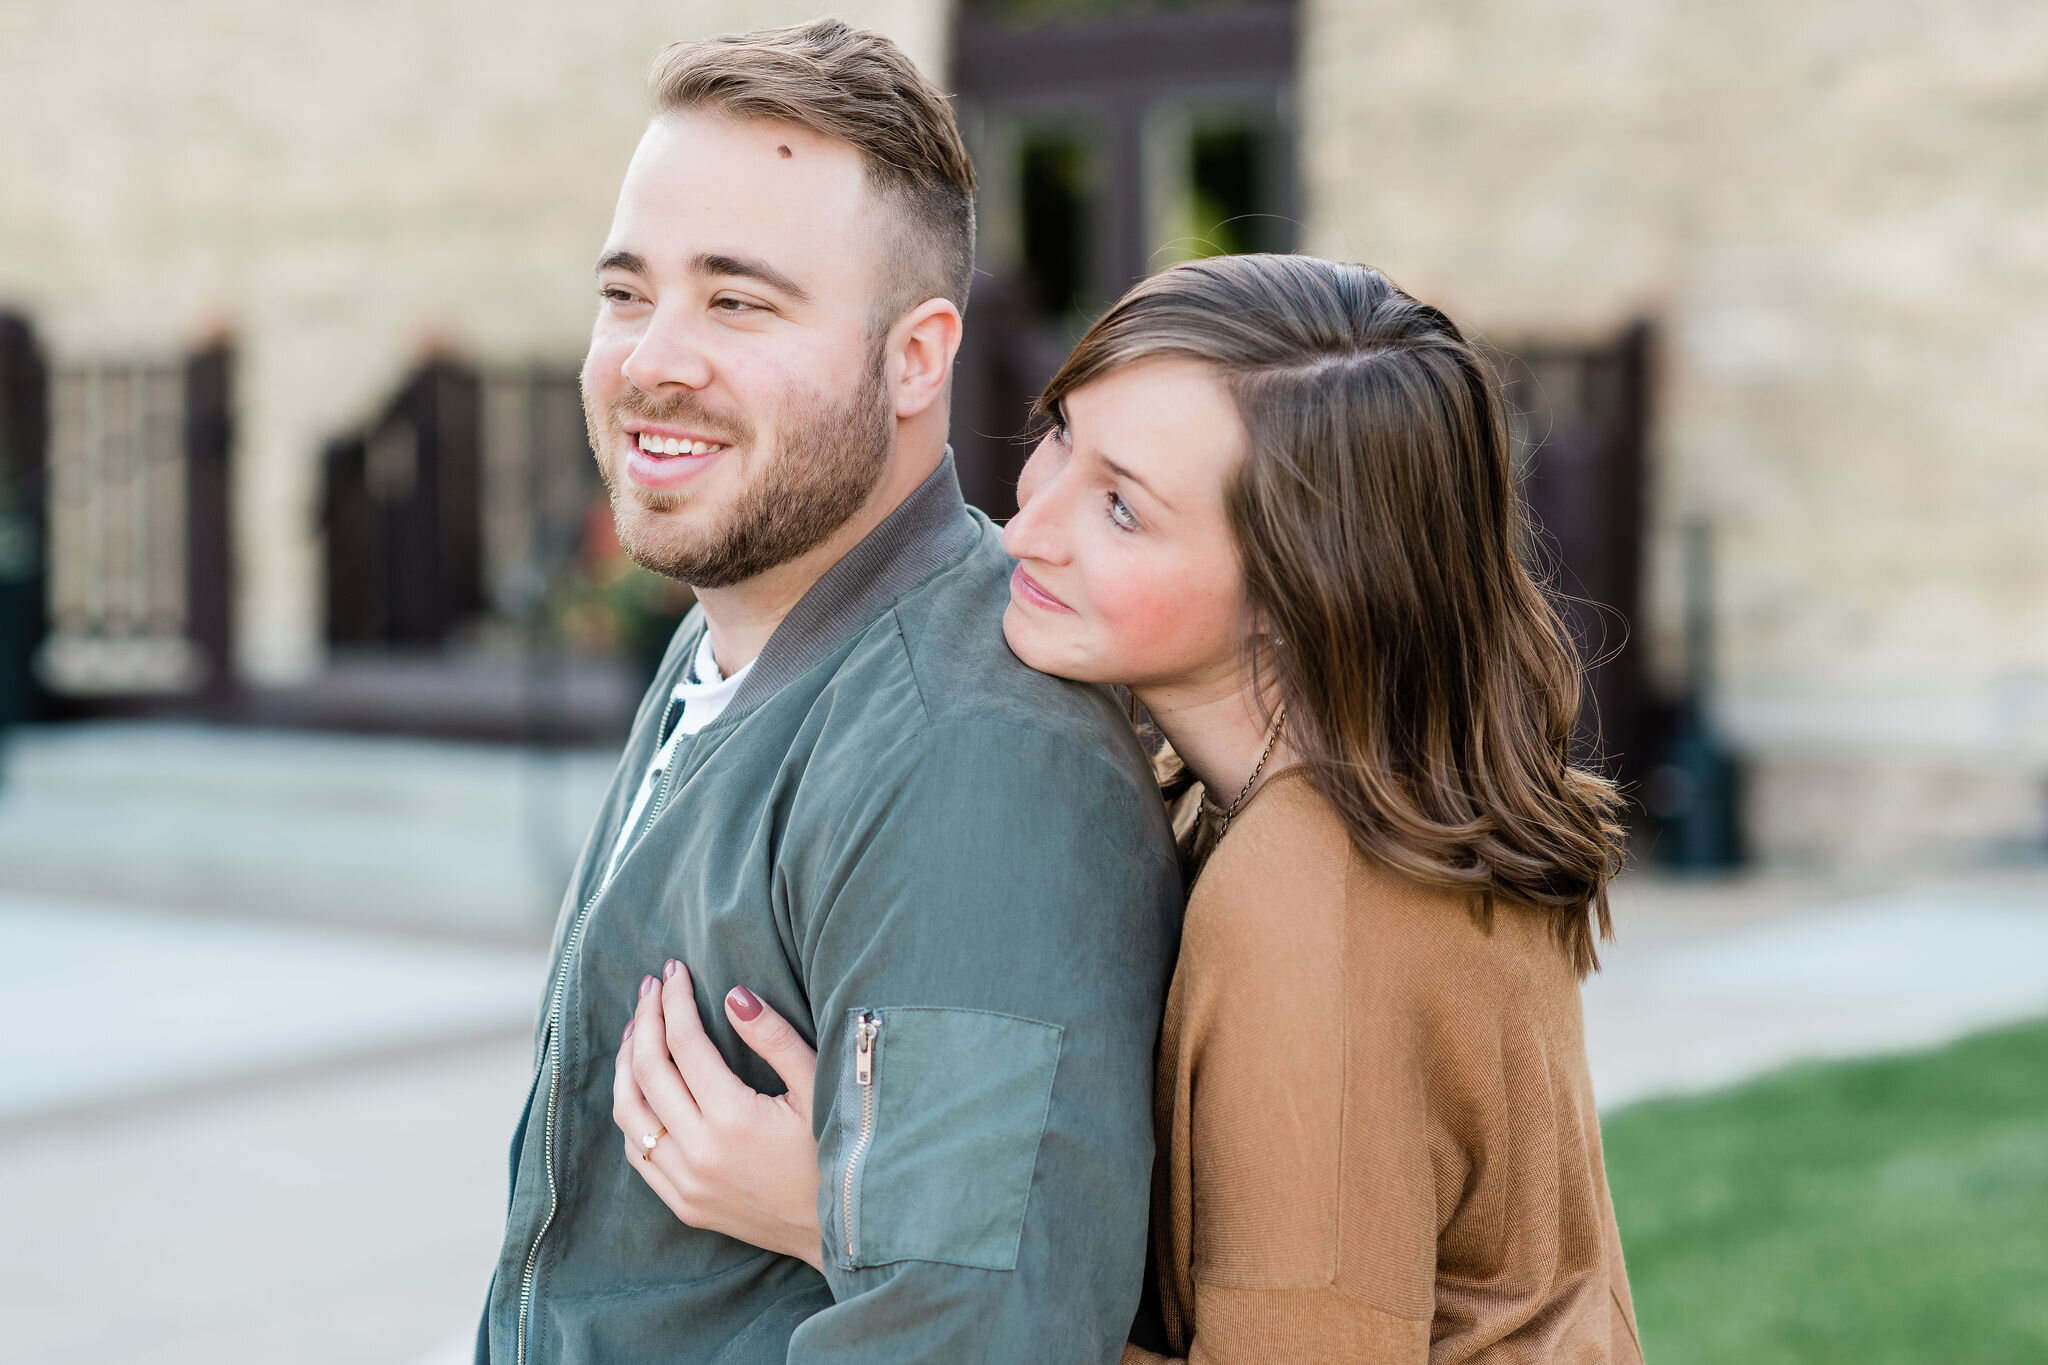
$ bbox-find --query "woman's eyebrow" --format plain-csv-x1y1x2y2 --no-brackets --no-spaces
1099,453,1174,513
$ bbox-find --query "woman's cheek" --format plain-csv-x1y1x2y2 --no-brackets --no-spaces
1089,561,1230,681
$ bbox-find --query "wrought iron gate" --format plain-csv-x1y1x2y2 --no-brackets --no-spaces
34,339,234,702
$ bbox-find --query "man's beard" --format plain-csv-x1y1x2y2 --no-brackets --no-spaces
587,342,893,590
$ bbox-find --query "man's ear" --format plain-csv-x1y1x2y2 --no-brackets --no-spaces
889,297,964,421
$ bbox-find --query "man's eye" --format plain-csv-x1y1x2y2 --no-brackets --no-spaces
1107,492,1140,532
713,295,761,313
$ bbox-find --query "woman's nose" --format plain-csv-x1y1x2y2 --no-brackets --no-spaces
1015,445,1050,512
1002,465,1069,565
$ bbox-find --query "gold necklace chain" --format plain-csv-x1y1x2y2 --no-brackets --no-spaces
1217,704,1288,837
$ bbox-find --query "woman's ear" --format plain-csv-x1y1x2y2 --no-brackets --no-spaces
890,298,964,420
1246,614,1289,695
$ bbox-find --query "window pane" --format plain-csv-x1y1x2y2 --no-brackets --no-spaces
1187,121,1262,257
1018,130,1098,320
1146,103,1280,268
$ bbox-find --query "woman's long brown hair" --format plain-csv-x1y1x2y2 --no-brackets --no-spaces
1038,255,1625,975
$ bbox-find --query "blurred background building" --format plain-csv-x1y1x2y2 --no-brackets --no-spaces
2,0,2046,856
8,0,2044,879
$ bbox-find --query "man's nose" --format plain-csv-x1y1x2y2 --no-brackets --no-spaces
621,306,714,393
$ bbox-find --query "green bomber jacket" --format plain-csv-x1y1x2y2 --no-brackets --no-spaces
482,454,1184,1364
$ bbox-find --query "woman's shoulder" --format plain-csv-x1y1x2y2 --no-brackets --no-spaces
1191,769,1448,929
1188,769,1578,1004
1181,770,1350,956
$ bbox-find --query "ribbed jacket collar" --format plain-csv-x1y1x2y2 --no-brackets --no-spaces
720,449,976,719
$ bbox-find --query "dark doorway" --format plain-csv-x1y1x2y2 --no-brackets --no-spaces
322,358,484,648
1497,323,1655,793
183,339,235,698
949,0,1299,515
0,314,49,729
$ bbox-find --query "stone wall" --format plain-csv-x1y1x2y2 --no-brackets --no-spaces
1301,0,2048,864
0,1,947,682
7,0,2044,864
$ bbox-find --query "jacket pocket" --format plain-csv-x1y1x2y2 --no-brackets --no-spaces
829,1005,1064,1272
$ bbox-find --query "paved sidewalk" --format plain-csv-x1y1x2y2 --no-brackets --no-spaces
1,894,542,1119
0,893,547,1365
5,868,2047,1363
0,722,618,937
0,1033,534,1365
1586,875,2048,1108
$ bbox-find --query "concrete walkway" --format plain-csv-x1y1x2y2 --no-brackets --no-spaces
2,722,2045,1362
1,1031,534,1365
0,721,619,938
0,894,542,1120
0,893,545,1365
1586,877,2048,1109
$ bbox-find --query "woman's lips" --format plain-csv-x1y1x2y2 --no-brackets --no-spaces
1011,564,1076,614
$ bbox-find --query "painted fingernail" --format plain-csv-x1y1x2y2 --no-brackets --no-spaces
663,959,680,981
623,1020,635,1042
727,985,763,1021
640,975,656,998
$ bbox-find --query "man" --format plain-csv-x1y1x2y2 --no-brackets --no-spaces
479,20,1182,1365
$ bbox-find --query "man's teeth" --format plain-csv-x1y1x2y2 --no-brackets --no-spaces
635,433,724,456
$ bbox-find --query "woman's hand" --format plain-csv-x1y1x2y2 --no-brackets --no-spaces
612,959,825,1271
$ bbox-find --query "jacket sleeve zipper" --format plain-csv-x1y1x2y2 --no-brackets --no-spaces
842,1011,881,1262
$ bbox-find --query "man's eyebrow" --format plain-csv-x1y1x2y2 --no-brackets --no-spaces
594,250,810,306
1099,453,1174,513
694,252,812,304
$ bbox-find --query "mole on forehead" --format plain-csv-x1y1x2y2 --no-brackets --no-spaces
778,144,792,158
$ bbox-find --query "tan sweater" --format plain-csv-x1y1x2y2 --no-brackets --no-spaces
1124,770,1643,1365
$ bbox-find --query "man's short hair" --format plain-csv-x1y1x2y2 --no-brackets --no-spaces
649,19,977,321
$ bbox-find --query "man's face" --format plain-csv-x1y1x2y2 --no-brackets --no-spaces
583,111,896,588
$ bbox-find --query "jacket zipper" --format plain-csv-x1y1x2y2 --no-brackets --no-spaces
842,1011,881,1261
515,751,683,1365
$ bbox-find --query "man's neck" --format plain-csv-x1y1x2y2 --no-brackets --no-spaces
695,442,944,677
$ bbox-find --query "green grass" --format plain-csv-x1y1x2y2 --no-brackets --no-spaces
1603,1017,2048,1364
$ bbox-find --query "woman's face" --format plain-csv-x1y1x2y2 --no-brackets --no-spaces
1001,357,1249,693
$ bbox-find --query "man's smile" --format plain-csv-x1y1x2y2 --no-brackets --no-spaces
623,422,734,491
630,425,731,458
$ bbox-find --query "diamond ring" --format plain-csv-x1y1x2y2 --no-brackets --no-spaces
640,1127,667,1162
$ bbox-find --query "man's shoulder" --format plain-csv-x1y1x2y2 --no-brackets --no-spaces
904,528,1121,718
818,521,1166,823
829,521,1124,736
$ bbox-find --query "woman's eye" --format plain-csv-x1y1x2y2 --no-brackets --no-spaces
1106,492,1140,532
600,287,638,304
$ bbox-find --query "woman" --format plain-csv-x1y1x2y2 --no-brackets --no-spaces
611,255,1643,1362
